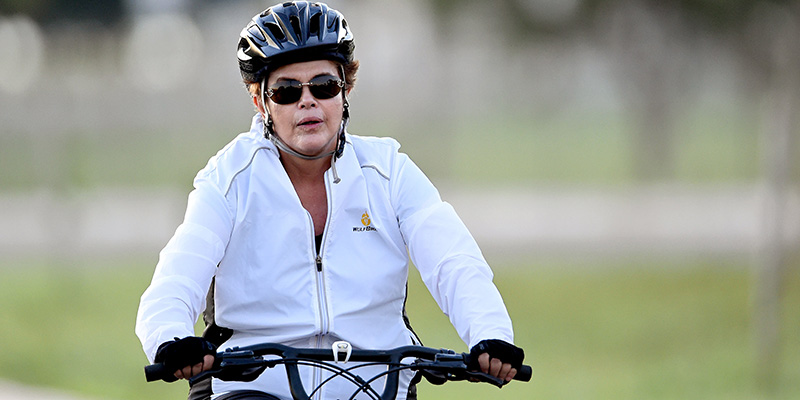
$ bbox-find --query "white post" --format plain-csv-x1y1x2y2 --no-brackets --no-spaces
754,5,800,388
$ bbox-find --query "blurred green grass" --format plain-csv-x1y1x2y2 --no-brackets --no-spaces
0,258,797,400
0,108,770,190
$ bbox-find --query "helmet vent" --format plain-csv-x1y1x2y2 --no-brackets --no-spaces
289,15,302,38
309,13,320,37
247,24,266,42
237,37,251,55
265,22,286,42
327,16,338,32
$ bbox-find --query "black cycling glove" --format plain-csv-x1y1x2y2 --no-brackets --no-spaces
468,339,525,371
154,336,217,382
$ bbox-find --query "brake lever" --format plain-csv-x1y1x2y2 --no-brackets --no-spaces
413,354,506,388
188,368,220,385
188,352,275,385
464,370,506,388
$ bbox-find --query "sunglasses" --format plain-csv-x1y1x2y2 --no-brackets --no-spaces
265,75,345,105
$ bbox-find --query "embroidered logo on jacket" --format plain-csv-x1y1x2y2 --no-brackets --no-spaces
354,211,377,232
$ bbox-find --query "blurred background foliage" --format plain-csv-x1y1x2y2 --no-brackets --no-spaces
1,0,799,399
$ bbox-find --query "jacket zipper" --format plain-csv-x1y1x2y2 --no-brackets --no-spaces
314,254,329,335
309,171,334,400
314,171,333,336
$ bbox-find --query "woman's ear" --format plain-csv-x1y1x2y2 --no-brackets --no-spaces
253,94,266,116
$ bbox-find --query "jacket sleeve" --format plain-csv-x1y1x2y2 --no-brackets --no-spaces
135,175,234,363
391,153,514,349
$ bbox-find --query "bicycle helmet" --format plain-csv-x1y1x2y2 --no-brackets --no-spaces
237,1,355,84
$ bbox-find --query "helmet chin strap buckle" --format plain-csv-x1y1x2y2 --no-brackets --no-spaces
332,341,352,364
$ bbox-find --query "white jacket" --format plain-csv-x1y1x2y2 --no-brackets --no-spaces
136,114,514,399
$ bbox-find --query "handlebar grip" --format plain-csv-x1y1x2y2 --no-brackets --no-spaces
144,363,175,382
515,365,533,382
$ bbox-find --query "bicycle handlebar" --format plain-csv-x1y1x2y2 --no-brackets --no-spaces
145,342,532,400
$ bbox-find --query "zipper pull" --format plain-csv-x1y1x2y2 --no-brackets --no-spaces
316,255,323,272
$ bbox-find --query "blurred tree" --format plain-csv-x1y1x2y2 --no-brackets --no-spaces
581,0,797,181
741,2,800,391
427,0,797,181
0,0,124,26
0,0,47,19
427,0,799,391
590,0,694,180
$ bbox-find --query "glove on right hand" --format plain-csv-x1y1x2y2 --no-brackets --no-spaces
468,339,525,372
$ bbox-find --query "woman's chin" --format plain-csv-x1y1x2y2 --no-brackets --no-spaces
298,136,336,155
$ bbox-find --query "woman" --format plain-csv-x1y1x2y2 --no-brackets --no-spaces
135,2,524,399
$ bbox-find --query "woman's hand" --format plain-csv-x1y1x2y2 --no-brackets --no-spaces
173,354,215,380
154,336,217,381
476,352,517,382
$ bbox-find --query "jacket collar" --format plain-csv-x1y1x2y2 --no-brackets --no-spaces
249,113,356,184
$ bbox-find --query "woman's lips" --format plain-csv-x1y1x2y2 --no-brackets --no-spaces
298,117,323,127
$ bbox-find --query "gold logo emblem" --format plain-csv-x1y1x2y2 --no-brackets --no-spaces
354,212,376,232
361,212,371,226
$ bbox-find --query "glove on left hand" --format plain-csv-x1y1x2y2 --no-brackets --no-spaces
468,339,525,371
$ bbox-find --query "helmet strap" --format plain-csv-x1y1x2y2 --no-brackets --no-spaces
335,64,349,159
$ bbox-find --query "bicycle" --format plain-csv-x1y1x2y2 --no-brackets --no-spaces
145,341,532,400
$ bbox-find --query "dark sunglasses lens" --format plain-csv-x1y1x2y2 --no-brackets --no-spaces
268,83,302,105
268,77,343,104
309,77,343,99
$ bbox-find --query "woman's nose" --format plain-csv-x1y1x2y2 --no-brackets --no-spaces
298,86,317,108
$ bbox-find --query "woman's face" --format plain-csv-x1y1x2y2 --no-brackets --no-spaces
260,60,345,158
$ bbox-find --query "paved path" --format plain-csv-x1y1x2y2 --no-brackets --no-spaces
1,184,798,260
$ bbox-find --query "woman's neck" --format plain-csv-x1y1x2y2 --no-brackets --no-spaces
280,152,330,236
280,151,331,184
